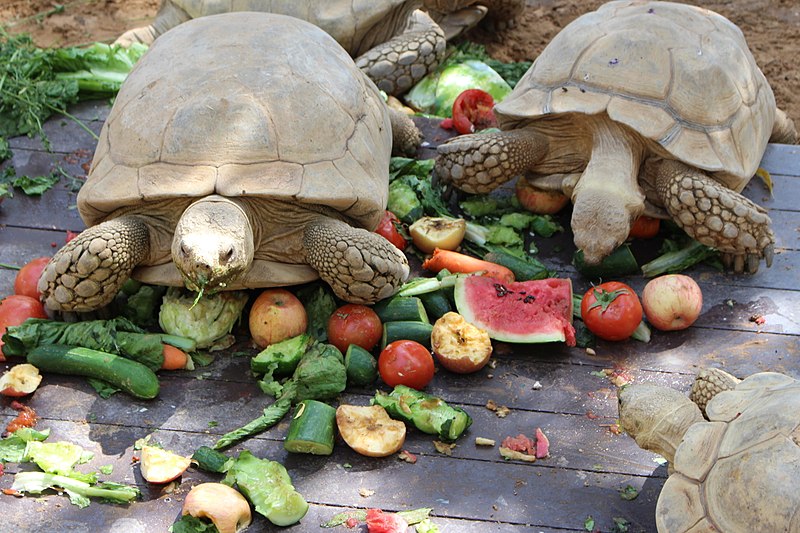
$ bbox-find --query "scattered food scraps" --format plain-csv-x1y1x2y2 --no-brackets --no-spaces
499,428,551,461
749,314,766,325
5,401,38,434
475,437,496,447
397,450,417,464
433,441,456,455
486,399,510,418
499,447,536,462
359,488,375,498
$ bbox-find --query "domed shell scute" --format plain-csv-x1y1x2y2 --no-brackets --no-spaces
493,0,775,181
78,12,391,229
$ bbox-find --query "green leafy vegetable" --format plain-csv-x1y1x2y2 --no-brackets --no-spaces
0,427,50,463
2,316,169,370
11,171,59,195
640,239,720,277
295,282,337,341
24,441,95,482
619,485,639,500
11,471,139,508
171,514,220,533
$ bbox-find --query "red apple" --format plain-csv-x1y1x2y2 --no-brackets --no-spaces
642,274,703,331
248,288,308,348
515,179,569,214
0,363,43,397
139,445,192,483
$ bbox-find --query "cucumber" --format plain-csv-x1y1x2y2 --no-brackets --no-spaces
573,244,639,279
418,290,452,321
191,446,232,473
484,248,553,281
251,333,312,375
284,400,336,455
27,344,160,399
372,296,429,323
344,344,378,387
381,321,433,350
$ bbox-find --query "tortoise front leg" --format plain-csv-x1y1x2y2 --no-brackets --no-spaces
388,107,423,157
355,10,445,96
304,218,410,304
649,159,775,273
38,216,150,312
435,127,549,194
689,368,741,417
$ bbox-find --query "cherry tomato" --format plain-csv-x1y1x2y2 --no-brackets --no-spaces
580,282,643,341
0,295,49,358
374,210,406,250
378,340,435,390
365,508,408,533
327,304,383,354
14,257,51,299
628,216,661,239
452,89,497,135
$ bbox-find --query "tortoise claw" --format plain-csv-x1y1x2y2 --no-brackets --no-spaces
763,244,774,268
746,254,760,274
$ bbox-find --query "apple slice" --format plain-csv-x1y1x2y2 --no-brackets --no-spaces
409,216,466,254
140,445,192,483
335,405,405,457
0,364,43,397
431,312,493,374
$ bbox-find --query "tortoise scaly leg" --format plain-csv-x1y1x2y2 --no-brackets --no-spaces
690,368,741,417
304,218,409,304
771,108,798,144
427,4,488,40
435,127,550,194
388,107,423,157
355,10,445,96
649,159,775,273
114,0,191,46
38,217,150,312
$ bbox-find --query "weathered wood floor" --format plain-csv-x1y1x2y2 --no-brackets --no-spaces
1,101,798,532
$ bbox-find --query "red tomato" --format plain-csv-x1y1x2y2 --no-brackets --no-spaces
580,282,643,341
628,216,661,239
327,304,383,354
365,508,409,533
0,295,49,358
374,210,406,250
378,340,435,390
14,257,51,299
452,89,497,134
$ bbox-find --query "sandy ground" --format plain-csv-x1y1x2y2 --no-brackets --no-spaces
2,0,799,123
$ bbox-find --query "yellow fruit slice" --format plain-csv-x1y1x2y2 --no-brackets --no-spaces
409,217,467,254
335,404,406,457
431,312,493,374
140,445,192,484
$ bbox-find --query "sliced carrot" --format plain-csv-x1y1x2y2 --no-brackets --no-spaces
422,248,515,284
161,344,189,371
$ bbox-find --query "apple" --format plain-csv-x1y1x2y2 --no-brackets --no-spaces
248,288,308,348
641,274,703,331
409,216,467,254
139,445,192,484
0,363,43,397
183,483,252,533
430,312,493,374
515,179,570,214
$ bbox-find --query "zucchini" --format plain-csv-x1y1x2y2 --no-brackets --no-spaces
418,290,452,321
27,344,160,399
191,446,233,473
484,248,553,281
344,345,378,387
372,296,429,323
284,400,336,455
381,321,433,350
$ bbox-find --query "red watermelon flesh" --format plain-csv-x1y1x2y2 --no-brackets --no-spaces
454,276,576,346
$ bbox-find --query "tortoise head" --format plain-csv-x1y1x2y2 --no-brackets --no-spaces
172,196,254,294
618,383,704,464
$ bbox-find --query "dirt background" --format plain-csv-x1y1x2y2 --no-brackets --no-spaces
2,0,799,123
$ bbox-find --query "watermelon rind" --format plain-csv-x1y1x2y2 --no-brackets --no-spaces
453,275,575,345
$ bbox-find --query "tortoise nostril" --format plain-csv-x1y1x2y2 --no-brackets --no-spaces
180,242,191,257
221,248,234,263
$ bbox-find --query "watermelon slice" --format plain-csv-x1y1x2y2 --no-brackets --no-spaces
454,276,576,346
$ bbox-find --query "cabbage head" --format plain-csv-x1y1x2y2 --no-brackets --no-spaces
404,60,512,117
159,288,248,349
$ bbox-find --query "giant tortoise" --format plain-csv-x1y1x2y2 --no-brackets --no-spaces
38,13,413,312
435,0,798,272
619,371,800,532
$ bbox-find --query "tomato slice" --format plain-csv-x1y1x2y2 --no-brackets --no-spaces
452,89,497,134
374,210,406,250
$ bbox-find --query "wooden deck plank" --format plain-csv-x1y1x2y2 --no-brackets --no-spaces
1,102,799,532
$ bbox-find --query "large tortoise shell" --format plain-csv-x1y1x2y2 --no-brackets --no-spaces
79,13,392,230
495,0,776,183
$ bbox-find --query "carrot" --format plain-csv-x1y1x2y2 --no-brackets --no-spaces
422,248,515,284
161,344,189,371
